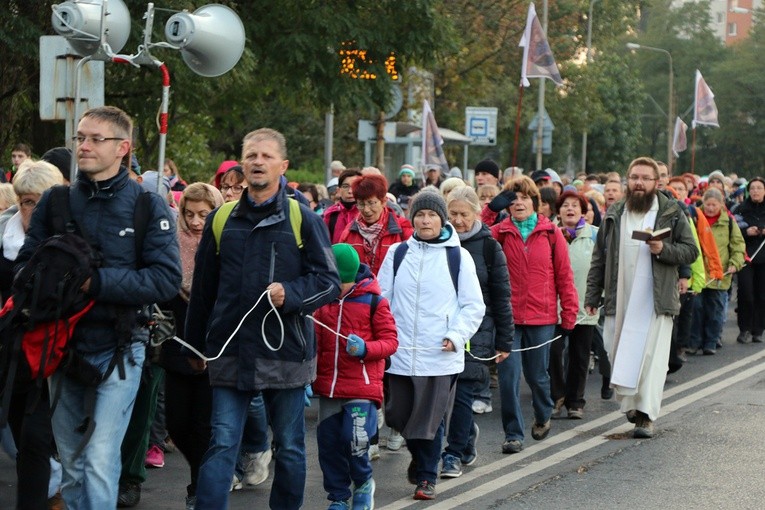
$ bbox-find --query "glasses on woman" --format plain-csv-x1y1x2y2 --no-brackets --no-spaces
356,199,381,210
221,185,244,194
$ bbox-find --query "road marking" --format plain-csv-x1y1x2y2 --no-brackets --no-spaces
379,350,765,509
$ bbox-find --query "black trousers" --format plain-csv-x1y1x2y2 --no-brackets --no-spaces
549,325,594,409
737,264,765,336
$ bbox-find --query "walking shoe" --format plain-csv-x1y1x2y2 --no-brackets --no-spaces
387,430,404,451
145,444,165,468
407,459,418,485
242,449,272,486
551,397,565,419
633,415,655,439
501,440,523,454
413,481,436,500
440,454,462,478
753,335,763,343
327,500,350,510
230,474,243,491
601,377,613,400
352,478,375,510
471,400,491,414
626,410,638,423
703,348,716,355
368,444,380,461
737,331,751,344
185,495,196,510
462,423,479,466
117,482,141,508
567,408,583,420
531,420,551,441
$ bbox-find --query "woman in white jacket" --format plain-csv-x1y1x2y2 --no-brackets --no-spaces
378,190,484,501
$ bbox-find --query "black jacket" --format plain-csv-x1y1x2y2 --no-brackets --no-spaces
734,198,765,264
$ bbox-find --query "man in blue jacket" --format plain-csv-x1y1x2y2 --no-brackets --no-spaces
16,106,182,510
187,128,340,510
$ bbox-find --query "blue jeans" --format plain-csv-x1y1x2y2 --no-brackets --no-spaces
689,289,727,351
50,342,145,510
444,377,476,460
407,420,445,485
316,399,376,502
235,393,270,478
498,325,555,442
195,386,306,510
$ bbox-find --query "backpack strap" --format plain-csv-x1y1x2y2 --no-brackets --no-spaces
288,198,304,249
133,192,153,268
213,198,303,254
482,236,496,271
392,242,409,279
445,246,460,294
47,185,75,235
369,293,380,322
328,210,340,240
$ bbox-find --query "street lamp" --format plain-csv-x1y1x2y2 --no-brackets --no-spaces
626,42,674,173
581,0,600,172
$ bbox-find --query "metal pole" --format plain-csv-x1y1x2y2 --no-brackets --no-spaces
324,103,334,184
535,0,548,171
581,0,600,173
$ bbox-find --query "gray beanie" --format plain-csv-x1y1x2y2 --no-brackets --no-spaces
409,190,447,226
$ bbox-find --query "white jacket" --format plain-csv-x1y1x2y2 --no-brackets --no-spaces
378,224,485,377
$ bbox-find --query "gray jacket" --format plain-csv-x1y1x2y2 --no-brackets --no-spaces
585,193,698,317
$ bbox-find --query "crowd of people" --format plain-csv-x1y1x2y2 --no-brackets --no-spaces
1,110,764,510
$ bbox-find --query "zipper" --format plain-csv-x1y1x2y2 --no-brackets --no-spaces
294,315,307,361
268,243,276,282
411,244,425,376
361,361,370,385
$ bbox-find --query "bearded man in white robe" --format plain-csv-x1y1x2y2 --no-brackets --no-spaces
585,157,698,437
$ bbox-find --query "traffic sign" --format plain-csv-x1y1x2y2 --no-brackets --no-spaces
465,106,498,146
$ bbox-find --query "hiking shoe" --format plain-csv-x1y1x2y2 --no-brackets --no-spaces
352,478,375,510
567,408,583,420
551,397,565,419
502,440,523,454
407,459,418,484
117,482,141,508
413,481,436,500
753,335,763,343
145,444,165,468
462,423,479,466
387,430,404,451
634,416,655,439
737,331,751,344
440,454,462,478
368,444,380,461
242,449,271,486
185,495,196,510
327,500,350,510
531,420,551,441
230,474,243,492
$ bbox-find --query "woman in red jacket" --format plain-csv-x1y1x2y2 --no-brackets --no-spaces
339,174,413,276
313,244,399,510
484,176,578,454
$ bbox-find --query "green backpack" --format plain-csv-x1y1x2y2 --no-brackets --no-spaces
212,198,303,254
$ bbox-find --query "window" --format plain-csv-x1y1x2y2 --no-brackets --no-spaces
728,22,738,36
717,12,724,23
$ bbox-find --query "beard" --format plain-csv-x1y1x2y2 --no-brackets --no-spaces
625,186,656,213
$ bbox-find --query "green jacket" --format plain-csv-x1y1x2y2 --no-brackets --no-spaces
687,219,706,294
585,193,699,317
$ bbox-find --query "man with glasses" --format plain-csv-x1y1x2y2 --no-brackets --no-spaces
585,157,697,439
16,106,181,510
324,168,362,243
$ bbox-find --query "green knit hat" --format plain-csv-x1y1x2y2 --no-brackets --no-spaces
332,243,360,284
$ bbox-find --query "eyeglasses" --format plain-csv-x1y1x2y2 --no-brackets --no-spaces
19,199,38,209
356,200,381,210
221,185,244,194
71,135,126,145
627,175,657,183
340,184,352,190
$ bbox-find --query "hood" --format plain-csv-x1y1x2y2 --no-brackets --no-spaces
348,263,381,297
408,222,460,248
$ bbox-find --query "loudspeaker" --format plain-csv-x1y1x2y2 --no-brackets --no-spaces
164,4,245,77
51,0,131,57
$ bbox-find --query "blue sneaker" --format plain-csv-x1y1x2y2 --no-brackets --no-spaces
328,500,350,510
462,422,479,466
352,478,375,510
440,454,462,478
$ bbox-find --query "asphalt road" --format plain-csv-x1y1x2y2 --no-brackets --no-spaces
2,308,764,509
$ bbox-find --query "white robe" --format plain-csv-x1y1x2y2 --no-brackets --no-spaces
603,197,673,421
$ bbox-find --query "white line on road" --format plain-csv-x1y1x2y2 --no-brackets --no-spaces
379,350,765,509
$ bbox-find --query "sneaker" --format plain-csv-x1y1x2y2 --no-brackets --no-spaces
230,474,243,492
407,459,418,485
633,414,655,439
551,397,565,419
531,420,551,441
117,482,141,508
440,454,462,478
387,430,404,451
145,444,165,468
501,440,523,454
567,408,583,420
462,423,479,466
413,480,436,500
471,400,488,414
737,331,751,344
753,335,763,343
352,478,375,509
243,449,272,486
368,444,381,461
327,500,350,510
185,495,196,510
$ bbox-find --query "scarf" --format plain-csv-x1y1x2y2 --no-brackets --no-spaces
457,220,482,242
694,206,724,281
512,212,538,242
357,207,387,270
562,217,586,243
178,228,201,301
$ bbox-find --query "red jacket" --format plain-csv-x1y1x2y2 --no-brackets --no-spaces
490,214,578,330
323,201,358,244
339,207,413,276
312,265,399,407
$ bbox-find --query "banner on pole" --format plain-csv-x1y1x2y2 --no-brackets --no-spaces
519,3,563,87
692,70,719,128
